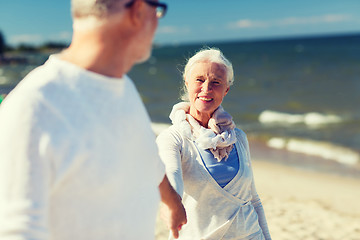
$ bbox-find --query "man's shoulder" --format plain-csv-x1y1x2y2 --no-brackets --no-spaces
15,56,68,93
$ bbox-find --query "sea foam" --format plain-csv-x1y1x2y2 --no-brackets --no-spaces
267,137,359,165
152,122,360,165
259,110,342,126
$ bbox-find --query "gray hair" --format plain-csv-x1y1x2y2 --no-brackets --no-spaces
180,47,234,101
71,0,126,18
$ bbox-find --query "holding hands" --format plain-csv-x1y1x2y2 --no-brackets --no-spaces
159,176,187,239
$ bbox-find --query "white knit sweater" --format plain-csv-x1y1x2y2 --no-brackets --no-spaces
157,126,272,240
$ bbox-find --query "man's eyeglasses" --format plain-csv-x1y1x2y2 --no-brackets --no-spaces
125,0,167,19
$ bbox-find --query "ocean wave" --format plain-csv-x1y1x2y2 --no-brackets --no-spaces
0,69,8,85
259,110,342,126
267,137,359,165
0,76,8,85
152,122,360,166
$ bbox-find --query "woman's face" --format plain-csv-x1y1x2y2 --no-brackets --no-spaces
186,61,229,117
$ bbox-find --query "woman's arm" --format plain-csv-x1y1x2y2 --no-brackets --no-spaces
156,128,185,197
156,128,188,237
250,181,272,240
158,175,187,239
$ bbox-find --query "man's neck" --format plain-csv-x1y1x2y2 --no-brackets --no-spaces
60,30,134,79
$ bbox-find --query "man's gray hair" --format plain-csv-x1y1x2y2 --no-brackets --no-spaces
71,0,127,18
180,47,234,101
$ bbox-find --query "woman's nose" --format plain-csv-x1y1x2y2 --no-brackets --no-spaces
201,81,212,92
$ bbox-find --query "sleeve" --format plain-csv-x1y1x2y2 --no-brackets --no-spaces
237,129,272,240
0,96,54,240
156,127,184,197
250,181,272,240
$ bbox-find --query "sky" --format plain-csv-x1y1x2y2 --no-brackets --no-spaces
1,0,360,47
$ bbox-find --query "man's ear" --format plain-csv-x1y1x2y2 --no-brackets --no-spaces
128,0,145,27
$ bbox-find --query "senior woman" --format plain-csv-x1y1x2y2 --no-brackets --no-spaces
156,48,271,240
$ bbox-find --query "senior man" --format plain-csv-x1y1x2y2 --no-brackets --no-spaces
0,0,186,239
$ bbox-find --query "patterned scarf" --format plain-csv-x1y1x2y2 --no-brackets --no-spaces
169,102,237,161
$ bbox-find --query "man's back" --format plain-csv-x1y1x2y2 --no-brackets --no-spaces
0,56,164,239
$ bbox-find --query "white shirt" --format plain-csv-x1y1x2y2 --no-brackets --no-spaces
0,55,165,240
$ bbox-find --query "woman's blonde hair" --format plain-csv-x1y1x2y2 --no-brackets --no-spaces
180,47,234,101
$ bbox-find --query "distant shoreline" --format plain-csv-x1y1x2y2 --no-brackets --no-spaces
0,55,28,65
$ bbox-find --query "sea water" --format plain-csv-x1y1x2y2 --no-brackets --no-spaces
131,33,360,177
1,33,359,177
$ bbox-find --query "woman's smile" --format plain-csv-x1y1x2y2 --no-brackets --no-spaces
198,96,213,102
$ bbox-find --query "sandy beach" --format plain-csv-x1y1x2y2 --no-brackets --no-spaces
155,144,360,240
